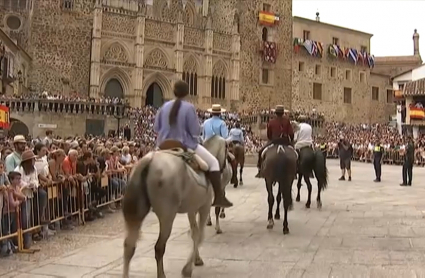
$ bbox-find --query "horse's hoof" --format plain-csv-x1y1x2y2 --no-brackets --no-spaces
219,213,226,219
317,202,322,209
305,203,311,209
216,229,223,234
207,220,212,226
274,214,280,220
283,228,290,235
239,181,243,186
289,204,294,211
296,197,300,202
195,257,204,266
181,265,193,278
267,224,273,229
233,184,238,188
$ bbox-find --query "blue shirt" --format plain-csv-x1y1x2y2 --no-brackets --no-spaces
227,128,244,143
202,116,228,141
154,100,200,150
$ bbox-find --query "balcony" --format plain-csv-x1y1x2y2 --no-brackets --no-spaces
0,98,130,117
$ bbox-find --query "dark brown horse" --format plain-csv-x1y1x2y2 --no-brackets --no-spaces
229,141,245,188
261,143,297,234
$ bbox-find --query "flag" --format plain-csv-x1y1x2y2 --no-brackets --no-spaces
410,107,425,119
348,49,358,64
357,51,364,64
259,11,279,26
316,42,323,57
303,40,314,55
0,105,9,128
368,55,375,68
328,45,337,57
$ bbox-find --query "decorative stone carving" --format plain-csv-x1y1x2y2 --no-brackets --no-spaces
213,60,226,77
184,27,204,47
103,43,128,62
183,56,197,73
102,14,135,34
145,20,175,41
144,49,168,69
213,33,232,51
183,4,194,26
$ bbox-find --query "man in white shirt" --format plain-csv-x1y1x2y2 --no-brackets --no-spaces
294,116,313,151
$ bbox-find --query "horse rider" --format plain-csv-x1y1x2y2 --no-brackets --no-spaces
294,115,313,153
255,105,294,178
154,81,233,208
202,104,229,142
227,122,245,146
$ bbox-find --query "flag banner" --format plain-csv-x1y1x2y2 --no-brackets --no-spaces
0,105,9,128
410,107,425,119
259,11,279,26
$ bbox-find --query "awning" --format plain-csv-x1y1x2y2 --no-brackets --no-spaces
403,78,425,96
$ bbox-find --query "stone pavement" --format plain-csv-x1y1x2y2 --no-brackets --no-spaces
2,160,425,278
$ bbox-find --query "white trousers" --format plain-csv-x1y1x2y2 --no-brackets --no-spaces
195,144,220,171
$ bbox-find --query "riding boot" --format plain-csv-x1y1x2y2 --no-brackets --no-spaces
255,151,262,178
209,171,233,208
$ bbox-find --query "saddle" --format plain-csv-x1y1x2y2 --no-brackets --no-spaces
158,140,209,172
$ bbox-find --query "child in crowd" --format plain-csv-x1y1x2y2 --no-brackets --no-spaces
1,171,25,256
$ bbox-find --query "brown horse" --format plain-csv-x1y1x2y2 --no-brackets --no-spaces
229,141,245,188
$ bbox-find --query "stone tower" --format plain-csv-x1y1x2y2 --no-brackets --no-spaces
413,29,420,56
209,0,293,110
0,0,33,50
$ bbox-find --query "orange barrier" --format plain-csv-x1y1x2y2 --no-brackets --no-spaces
0,169,131,255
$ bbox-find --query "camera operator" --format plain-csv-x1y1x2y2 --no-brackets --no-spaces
338,136,353,181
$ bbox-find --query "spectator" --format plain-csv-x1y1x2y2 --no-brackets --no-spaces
338,136,353,181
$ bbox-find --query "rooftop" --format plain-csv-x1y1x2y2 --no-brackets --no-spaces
404,78,425,96
293,16,373,37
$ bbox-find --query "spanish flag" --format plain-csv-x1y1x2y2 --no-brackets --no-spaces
259,11,280,26
410,107,425,119
0,105,9,128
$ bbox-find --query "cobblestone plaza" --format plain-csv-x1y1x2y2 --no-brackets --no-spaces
2,160,425,278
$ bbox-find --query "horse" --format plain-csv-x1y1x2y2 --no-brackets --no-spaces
204,136,232,234
229,141,245,188
261,142,298,234
122,141,214,278
295,146,329,209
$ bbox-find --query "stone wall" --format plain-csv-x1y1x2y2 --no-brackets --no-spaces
28,0,93,95
10,111,120,138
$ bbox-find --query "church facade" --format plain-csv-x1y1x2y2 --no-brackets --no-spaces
0,0,293,111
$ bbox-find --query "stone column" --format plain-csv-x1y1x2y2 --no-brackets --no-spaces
90,1,102,99
202,0,209,17
204,16,213,105
230,24,240,103
175,11,184,81
134,7,146,108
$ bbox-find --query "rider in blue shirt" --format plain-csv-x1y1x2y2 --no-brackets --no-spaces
227,122,244,145
202,105,229,141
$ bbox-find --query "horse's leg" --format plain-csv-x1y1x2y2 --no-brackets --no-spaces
194,202,210,267
182,213,199,278
215,206,222,234
316,181,322,209
206,211,212,226
155,213,176,278
266,179,275,229
219,208,225,219
296,173,302,202
239,160,244,186
231,162,238,188
304,174,313,209
275,183,281,220
282,179,292,234
123,201,150,278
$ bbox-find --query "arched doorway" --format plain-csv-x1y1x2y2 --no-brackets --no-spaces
104,78,124,99
145,82,164,108
9,119,29,137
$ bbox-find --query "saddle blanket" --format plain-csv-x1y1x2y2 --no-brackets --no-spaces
261,144,298,159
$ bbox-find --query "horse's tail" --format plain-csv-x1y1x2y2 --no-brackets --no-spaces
273,152,289,183
123,153,154,221
314,150,328,191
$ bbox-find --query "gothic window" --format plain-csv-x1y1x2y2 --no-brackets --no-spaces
183,57,198,96
105,78,124,99
182,72,198,96
62,0,73,10
211,61,226,99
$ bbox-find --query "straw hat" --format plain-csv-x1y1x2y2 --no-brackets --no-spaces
13,135,26,144
298,114,308,120
207,104,226,113
275,105,284,114
21,150,36,162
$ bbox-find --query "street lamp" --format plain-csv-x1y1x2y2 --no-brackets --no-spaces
17,70,23,95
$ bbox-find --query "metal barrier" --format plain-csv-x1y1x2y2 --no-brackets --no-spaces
0,169,131,255
324,147,425,166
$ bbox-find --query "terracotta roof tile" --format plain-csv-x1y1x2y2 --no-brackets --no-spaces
374,55,422,64
404,78,425,96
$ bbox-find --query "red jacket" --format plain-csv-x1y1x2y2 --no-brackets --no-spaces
266,116,294,141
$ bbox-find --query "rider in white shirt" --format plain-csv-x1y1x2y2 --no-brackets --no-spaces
294,116,313,150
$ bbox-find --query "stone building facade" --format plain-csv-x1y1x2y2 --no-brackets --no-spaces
0,0,293,112
292,15,397,123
